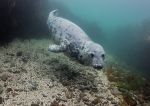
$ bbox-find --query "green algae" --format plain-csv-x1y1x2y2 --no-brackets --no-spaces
105,63,150,105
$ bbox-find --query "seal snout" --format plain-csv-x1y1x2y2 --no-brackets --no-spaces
93,64,103,69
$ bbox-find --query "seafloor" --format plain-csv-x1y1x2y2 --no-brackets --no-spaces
0,39,150,106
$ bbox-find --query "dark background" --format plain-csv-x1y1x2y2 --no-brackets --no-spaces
0,0,103,44
0,0,53,43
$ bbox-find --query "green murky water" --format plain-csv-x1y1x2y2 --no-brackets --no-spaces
52,0,150,76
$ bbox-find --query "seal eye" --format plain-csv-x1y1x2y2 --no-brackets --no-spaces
90,53,94,58
101,54,105,60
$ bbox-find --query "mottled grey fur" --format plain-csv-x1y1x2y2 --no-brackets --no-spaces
47,10,105,69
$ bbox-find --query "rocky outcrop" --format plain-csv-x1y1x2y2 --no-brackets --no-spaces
0,39,120,106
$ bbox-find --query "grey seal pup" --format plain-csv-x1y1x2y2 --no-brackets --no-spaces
47,10,105,69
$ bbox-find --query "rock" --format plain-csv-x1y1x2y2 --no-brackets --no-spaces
65,90,73,99
82,96,89,102
12,92,19,97
21,52,30,63
56,96,67,102
20,67,27,73
28,80,38,91
61,80,70,86
50,100,59,106
79,92,86,101
123,95,137,106
4,82,7,87
92,98,101,105
0,85,3,94
0,96,3,104
0,39,122,106
14,88,24,92
6,88,13,93
6,53,15,56
111,100,118,105
136,94,144,103
0,73,10,81
46,81,54,88
8,68,20,74
42,93,47,97
11,69,20,74
111,87,121,96
107,96,113,101
16,51,23,56
31,103,39,106
10,63,15,67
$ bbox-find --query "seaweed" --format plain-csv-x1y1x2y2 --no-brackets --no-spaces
106,63,150,105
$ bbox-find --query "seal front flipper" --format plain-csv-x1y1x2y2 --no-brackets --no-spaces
48,44,66,52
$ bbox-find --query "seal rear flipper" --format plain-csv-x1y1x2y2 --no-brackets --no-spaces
47,9,59,25
49,9,58,17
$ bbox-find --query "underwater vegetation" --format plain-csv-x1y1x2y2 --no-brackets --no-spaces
105,61,150,106
0,39,120,106
1,38,149,106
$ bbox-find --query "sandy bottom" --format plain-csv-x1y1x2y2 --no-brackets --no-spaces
0,39,121,106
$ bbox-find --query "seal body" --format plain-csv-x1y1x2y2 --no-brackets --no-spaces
47,10,105,69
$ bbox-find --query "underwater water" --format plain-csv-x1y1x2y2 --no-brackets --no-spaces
56,0,150,76
25,0,150,77
0,0,150,105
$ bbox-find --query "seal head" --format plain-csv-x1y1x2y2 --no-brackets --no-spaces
85,42,105,69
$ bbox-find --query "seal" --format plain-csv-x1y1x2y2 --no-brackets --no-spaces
47,10,105,69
